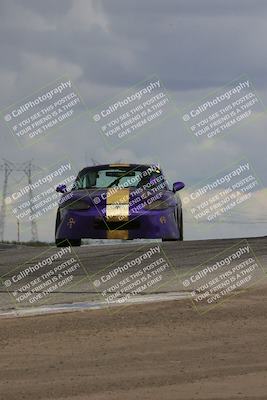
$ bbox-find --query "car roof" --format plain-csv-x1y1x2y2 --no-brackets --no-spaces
78,163,161,174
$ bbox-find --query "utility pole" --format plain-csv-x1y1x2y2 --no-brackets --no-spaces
0,159,40,242
22,161,39,242
17,218,20,242
91,158,98,166
0,161,13,241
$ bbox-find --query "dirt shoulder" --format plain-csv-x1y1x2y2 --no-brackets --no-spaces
0,281,267,400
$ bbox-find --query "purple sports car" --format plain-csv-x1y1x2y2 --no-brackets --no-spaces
55,164,185,247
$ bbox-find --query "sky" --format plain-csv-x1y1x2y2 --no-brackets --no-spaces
0,0,267,242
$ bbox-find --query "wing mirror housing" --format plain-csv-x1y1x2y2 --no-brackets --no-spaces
173,181,185,192
56,184,67,193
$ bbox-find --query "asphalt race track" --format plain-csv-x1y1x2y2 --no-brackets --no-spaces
0,236,266,315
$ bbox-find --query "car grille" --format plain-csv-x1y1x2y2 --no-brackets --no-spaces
94,218,140,230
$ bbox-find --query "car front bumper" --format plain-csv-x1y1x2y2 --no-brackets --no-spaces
56,207,180,240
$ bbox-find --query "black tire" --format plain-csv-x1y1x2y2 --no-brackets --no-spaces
55,210,61,236
56,238,81,247
178,211,183,241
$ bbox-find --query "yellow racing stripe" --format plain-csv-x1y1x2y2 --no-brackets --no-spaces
107,230,129,239
106,188,130,222
106,188,130,239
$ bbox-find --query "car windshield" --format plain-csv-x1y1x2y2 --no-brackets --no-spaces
73,166,165,189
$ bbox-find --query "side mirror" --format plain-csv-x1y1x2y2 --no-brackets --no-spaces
173,181,185,192
56,184,67,193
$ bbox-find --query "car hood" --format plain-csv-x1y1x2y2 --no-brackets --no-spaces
60,187,176,210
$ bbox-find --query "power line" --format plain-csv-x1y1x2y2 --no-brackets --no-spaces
0,159,41,242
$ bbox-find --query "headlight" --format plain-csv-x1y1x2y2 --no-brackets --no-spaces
61,200,90,210
144,200,169,210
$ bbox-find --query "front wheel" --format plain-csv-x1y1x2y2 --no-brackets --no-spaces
178,212,183,241
162,238,179,242
55,238,81,247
